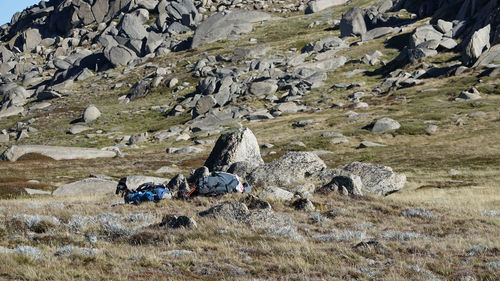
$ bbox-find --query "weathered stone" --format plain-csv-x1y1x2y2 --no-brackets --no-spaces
104,45,137,67
69,125,91,135
296,56,347,72
166,146,203,154
191,11,271,48
458,87,481,100
339,162,406,196
128,80,151,100
1,84,31,108
292,198,315,212
435,19,453,34
258,186,294,201
361,27,397,41
318,172,364,196
248,152,326,187
464,24,491,65
358,141,386,148
199,202,250,222
340,7,366,37
227,161,260,180
1,145,116,162
410,25,443,48
305,0,347,14
166,174,190,198
18,28,42,52
53,178,118,196
129,132,148,145
120,13,148,40
473,44,500,67
204,128,263,171
371,117,400,133
194,95,217,116
83,105,101,123
249,80,278,97
159,215,197,229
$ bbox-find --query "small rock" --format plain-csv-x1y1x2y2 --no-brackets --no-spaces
258,186,294,201
83,105,101,123
292,198,315,212
159,215,197,229
371,117,400,133
293,120,314,128
358,141,386,148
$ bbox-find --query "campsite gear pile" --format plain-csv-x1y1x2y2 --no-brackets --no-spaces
116,180,171,205
115,170,251,204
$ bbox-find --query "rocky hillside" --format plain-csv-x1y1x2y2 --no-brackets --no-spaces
0,0,499,280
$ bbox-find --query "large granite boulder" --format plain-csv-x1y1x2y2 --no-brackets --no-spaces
120,13,148,40
247,152,326,187
338,162,406,196
104,45,137,67
340,7,367,38
0,83,31,109
191,10,271,48
204,128,263,171
464,24,491,65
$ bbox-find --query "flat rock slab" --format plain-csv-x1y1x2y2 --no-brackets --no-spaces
53,178,118,196
122,176,169,189
1,145,117,162
24,188,51,195
191,10,271,48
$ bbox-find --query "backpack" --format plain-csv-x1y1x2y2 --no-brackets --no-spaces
118,181,172,204
194,172,251,196
124,188,171,204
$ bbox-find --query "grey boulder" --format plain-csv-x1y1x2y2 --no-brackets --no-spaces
247,152,326,187
53,178,118,196
104,45,137,68
464,24,491,65
339,162,406,196
305,0,347,14
191,10,271,48
410,24,443,48
371,117,400,133
258,186,294,201
83,105,101,123
340,7,367,38
204,128,263,171
249,80,278,97
318,170,363,196
120,13,148,40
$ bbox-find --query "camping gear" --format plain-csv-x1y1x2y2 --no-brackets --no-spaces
116,181,172,204
189,172,251,197
124,187,171,204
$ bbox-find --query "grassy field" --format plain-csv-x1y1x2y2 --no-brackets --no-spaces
0,0,499,279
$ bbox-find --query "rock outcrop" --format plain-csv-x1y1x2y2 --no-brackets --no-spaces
204,128,263,171
338,162,406,196
191,10,271,48
1,145,117,162
247,152,326,187
305,0,347,14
